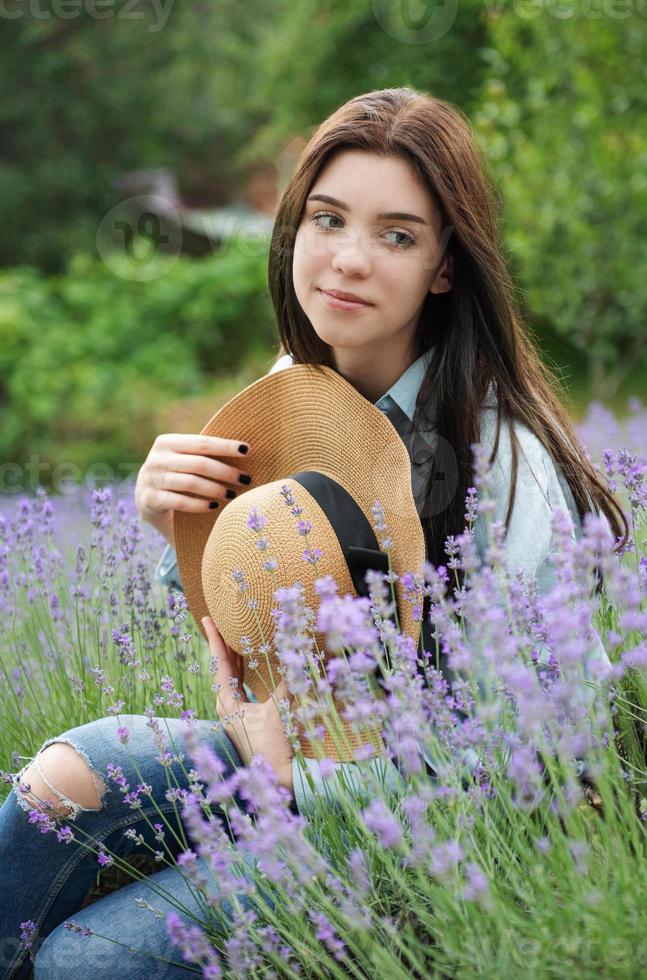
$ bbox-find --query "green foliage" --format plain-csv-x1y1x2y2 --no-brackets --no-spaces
0,0,644,458
473,10,647,397
0,3,276,271
233,0,490,167
0,243,275,481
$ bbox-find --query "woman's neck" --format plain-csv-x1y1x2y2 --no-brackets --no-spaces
333,345,418,404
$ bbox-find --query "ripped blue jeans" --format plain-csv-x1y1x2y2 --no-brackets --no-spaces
0,714,279,979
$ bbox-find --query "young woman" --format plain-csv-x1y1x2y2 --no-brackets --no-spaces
0,86,627,979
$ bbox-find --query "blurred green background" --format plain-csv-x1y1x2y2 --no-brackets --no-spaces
1,0,645,489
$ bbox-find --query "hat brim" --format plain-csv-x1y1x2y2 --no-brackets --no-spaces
174,363,425,653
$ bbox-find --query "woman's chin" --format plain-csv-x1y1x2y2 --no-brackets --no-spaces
310,322,371,349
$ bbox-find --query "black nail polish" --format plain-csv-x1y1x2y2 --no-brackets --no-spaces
209,501,219,509
238,474,252,485
238,444,249,455
225,489,236,500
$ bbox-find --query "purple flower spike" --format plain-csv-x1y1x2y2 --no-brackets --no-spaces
63,921,94,937
280,484,296,507
302,546,323,566
246,506,268,533
56,825,74,844
361,798,403,849
19,920,37,952
308,909,348,962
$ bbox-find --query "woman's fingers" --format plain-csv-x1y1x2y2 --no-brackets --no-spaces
154,433,250,458
200,623,295,776
202,617,294,736
202,615,224,652
135,433,252,527
272,677,290,704
202,617,246,714
163,451,250,489
266,677,296,718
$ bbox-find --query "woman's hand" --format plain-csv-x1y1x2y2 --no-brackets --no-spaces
134,434,253,547
203,616,295,796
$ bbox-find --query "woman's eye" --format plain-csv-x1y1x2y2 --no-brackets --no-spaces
309,211,342,230
308,211,415,249
384,230,415,248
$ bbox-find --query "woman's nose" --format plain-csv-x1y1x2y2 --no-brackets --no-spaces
329,230,373,276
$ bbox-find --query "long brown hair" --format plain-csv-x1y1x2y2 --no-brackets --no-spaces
267,86,629,572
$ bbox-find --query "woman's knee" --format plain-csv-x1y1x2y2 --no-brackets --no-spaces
13,713,243,823
15,731,108,822
34,921,178,980
13,714,148,822
34,863,212,980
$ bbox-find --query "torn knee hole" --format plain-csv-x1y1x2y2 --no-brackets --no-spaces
15,740,107,821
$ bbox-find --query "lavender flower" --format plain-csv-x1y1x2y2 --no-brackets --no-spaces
19,920,37,954
361,798,403,849
307,909,347,962
2,405,646,978
63,921,94,937
167,912,222,975
246,506,268,533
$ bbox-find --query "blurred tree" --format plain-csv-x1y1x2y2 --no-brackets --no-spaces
0,0,279,271
473,8,647,399
233,0,489,170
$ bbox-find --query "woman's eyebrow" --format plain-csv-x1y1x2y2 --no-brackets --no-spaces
307,193,427,225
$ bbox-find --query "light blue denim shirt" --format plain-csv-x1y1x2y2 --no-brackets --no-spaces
154,350,609,815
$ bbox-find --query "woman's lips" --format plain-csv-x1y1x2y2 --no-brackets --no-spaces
317,288,372,312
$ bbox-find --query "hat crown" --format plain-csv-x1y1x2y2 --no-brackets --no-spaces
202,475,360,656
174,363,426,761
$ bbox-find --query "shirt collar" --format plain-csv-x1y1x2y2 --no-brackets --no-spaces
374,347,435,422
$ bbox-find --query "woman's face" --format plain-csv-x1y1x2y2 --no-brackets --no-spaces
292,149,452,368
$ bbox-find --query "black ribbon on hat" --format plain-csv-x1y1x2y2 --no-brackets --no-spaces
290,469,449,784
289,470,400,681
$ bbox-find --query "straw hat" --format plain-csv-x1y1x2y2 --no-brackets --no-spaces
174,363,426,763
